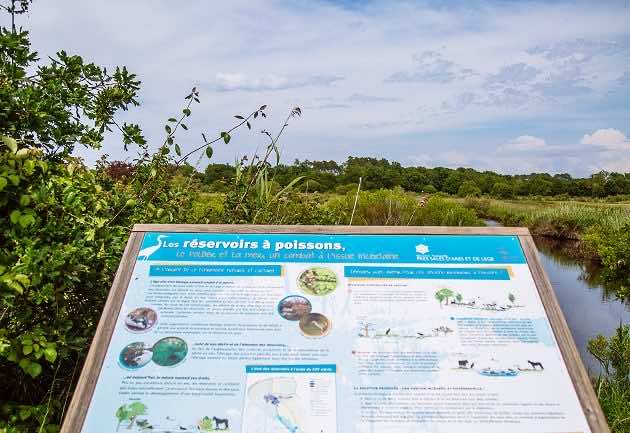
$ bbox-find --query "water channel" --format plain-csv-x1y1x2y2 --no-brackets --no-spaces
485,220,630,373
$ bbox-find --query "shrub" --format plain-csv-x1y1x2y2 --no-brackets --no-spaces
491,182,514,199
457,180,481,197
588,325,630,432
583,224,630,295
0,138,197,432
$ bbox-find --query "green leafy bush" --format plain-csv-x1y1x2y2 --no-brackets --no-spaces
583,224,630,296
588,325,630,433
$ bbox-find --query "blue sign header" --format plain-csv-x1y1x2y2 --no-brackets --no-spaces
137,233,525,264
246,364,337,373
345,266,511,280
149,264,282,277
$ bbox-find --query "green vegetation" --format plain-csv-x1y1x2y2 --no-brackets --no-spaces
0,2,628,432
115,402,147,431
463,198,630,297
201,157,630,200
589,326,630,433
298,267,338,296
326,188,481,226
435,288,455,306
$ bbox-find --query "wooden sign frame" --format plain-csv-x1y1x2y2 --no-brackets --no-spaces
61,224,610,433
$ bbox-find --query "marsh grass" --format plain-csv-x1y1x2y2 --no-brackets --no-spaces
589,325,630,433
327,188,482,226
464,198,630,238
463,197,630,297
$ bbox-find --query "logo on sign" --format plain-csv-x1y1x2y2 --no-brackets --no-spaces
415,244,429,254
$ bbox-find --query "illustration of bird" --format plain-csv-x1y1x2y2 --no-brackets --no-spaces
138,235,167,260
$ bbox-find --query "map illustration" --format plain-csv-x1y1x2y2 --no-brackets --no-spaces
242,365,336,433
244,377,304,433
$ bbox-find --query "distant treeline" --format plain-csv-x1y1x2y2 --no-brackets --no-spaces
170,156,630,198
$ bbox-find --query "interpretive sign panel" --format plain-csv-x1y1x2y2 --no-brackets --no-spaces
61,225,609,433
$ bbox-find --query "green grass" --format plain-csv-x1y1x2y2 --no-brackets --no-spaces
462,198,630,238
462,198,630,297
326,188,483,226
589,325,630,433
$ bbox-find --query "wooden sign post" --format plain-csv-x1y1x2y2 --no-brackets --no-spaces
62,225,609,433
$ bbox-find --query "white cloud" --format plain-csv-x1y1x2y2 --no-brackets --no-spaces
21,0,630,174
581,128,630,150
212,72,343,92
498,135,547,152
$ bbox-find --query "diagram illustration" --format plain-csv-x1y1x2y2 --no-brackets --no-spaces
357,321,454,340
449,355,546,377
114,402,231,432
244,377,304,433
434,288,523,312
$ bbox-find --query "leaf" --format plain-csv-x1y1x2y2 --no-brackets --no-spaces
15,148,29,158
26,361,42,378
23,345,33,355
18,213,35,228
168,117,177,122
0,177,7,191
2,136,17,153
180,123,188,130
246,122,251,130
19,358,30,371
183,108,191,116
260,105,267,110
174,143,181,156
43,347,57,363
274,176,305,201
18,407,32,420
234,115,244,120
165,124,172,134
19,195,31,206
10,210,21,224
202,133,207,142
125,199,137,208
205,147,213,159
14,274,30,286
254,111,258,119
221,132,231,144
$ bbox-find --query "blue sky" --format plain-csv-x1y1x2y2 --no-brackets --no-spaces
18,0,630,175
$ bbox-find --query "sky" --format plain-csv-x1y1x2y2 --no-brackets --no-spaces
14,0,630,175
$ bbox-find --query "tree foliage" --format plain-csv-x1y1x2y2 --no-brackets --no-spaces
202,157,630,199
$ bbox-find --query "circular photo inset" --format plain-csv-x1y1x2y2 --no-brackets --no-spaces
277,295,312,321
299,313,331,337
119,342,152,370
297,267,338,296
125,307,158,333
151,336,188,367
